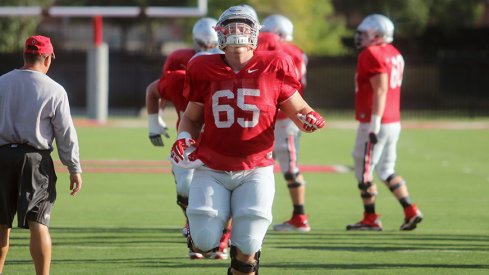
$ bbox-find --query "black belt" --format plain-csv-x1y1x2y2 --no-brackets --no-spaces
0,143,51,152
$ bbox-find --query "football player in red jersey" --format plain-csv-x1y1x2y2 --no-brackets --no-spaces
346,14,423,232
145,17,231,260
258,14,312,233
170,6,325,275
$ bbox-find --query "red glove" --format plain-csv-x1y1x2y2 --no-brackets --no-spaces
297,111,325,132
170,132,195,164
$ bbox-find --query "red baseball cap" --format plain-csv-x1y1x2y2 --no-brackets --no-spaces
24,35,55,58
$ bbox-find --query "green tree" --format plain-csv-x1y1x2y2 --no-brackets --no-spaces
206,0,349,56
0,0,54,52
333,0,484,37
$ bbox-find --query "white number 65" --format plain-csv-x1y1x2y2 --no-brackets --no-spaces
212,88,260,128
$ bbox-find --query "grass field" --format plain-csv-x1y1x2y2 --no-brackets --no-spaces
3,116,489,274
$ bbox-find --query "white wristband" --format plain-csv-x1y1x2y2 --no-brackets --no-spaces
148,114,160,132
177,131,192,140
369,114,382,134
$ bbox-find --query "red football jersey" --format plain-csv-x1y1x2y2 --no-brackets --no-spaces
355,44,404,123
157,48,195,127
185,51,301,171
162,48,195,72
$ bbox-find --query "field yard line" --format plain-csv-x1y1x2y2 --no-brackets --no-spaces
73,118,489,130
54,160,352,174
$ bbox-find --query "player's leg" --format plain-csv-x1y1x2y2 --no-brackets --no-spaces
272,119,309,232
0,146,22,274
376,123,423,230
0,226,10,274
28,221,51,275
186,167,231,259
228,166,274,274
18,149,56,275
228,245,261,275
171,163,194,237
347,123,383,231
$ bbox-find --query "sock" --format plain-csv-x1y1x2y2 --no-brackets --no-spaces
293,204,305,215
364,203,376,214
399,197,412,208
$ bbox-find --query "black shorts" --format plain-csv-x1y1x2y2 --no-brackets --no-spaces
0,144,57,229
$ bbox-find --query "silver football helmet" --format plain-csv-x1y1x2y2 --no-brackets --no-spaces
239,4,259,21
215,5,261,50
192,17,219,51
261,14,294,42
354,14,394,49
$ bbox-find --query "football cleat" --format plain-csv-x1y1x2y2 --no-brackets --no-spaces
346,213,383,231
400,205,423,231
188,249,204,260
273,214,311,232
206,228,231,260
203,248,229,260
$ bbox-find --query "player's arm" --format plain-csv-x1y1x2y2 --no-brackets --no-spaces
170,102,204,165
146,79,161,114
368,73,388,143
279,91,325,132
177,102,204,139
146,79,169,146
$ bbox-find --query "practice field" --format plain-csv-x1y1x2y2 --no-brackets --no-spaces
4,117,489,274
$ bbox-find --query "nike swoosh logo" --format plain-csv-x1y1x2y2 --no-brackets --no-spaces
247,69,258,73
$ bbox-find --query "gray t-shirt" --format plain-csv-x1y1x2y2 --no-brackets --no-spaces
0,69,82,173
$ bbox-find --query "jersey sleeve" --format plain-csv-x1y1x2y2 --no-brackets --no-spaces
158,70,185,98
359,48,388,78
184,58,207,103
276,53,301,104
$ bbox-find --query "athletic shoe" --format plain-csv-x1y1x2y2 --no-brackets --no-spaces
204,247,229,260
208,228,231,260
188,249,204,260
346,213,383,231
273,214,311,232
400,204,423,231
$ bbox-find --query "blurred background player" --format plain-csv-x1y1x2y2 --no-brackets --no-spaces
170,6,325,274
145,17,230,259
347,14,423,231
258,14,311,232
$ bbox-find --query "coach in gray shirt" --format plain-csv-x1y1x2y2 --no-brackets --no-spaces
0,35,83,275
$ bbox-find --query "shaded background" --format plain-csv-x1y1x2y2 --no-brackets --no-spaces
1,0,489,117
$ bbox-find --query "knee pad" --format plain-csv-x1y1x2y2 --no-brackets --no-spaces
284,172,305,189
232,209,271,255
186,209,222,252
188,224,221,252
357,181,378,198
384,174,406,192
229,245,261,274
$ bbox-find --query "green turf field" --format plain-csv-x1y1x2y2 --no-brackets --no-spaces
4,118,489,274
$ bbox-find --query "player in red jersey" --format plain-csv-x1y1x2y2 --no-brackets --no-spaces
170,6,325,275
145,17,231,260
346,14,423,231
258,14,313,233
